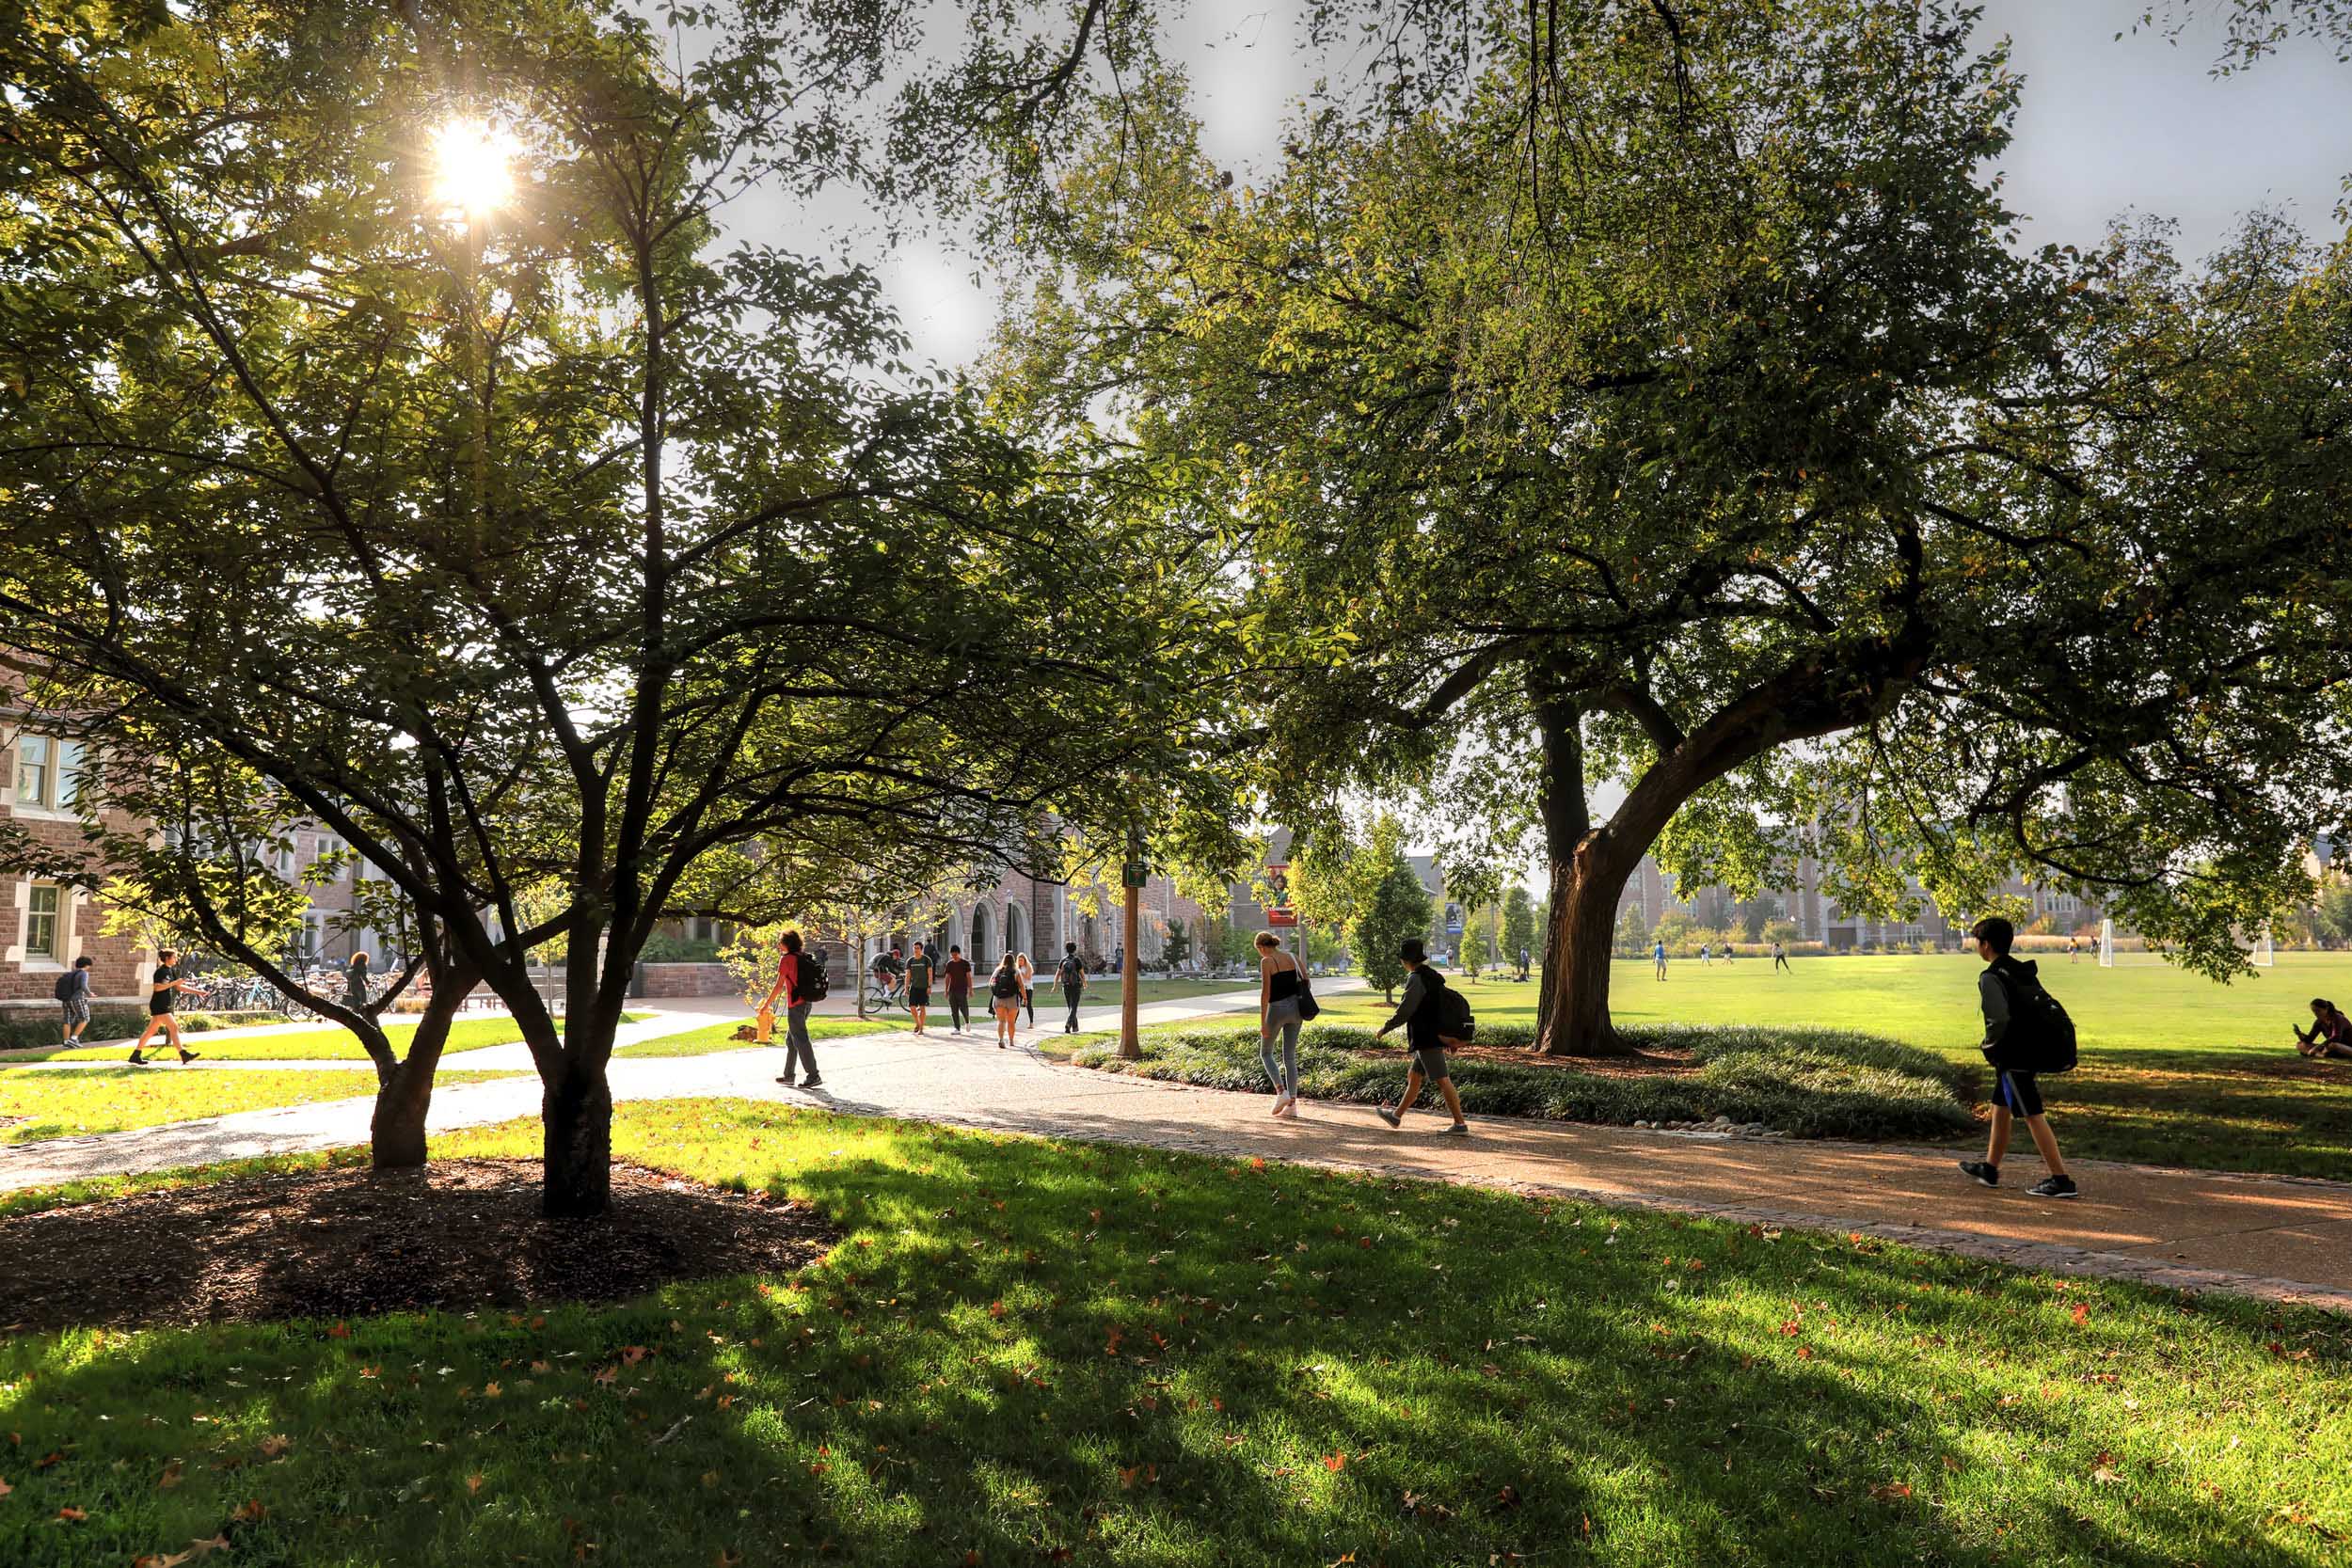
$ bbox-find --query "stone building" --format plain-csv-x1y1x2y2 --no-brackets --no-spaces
0,716,152,1011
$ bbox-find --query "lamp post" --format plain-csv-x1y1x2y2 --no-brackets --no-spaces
1120,826,1145,1061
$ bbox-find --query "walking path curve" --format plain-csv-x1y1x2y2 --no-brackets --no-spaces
6,984,2349,1316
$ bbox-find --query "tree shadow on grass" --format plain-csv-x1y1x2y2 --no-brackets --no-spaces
1,1101,2345,1566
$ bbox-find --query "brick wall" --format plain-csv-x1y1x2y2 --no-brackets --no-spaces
1,801,152,1003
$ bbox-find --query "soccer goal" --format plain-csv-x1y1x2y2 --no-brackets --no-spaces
2098,918,2273,968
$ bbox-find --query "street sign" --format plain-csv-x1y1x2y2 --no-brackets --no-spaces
1266,908,1297,927
1120,860,1149,889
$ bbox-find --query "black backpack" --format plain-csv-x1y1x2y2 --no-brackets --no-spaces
52,971,79,1002
800,954,831,1004
1420,971,1476,1042
992,966,1022,999
1985,958,2076,1074
1057,954,1084,986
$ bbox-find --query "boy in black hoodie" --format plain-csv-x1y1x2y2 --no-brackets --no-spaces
1957,917,2078,1199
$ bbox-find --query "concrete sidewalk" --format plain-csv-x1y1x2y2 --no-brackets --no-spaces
6,990,2349,1316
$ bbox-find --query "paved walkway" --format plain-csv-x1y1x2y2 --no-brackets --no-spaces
6,988,2350,1315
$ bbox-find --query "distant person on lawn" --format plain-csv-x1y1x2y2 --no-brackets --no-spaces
1256,929,1307,1119
1374,938,1470,1136
1517,945,1531,982
127,947,201,1065
1772,940,1790,972
758,929,820,1088
1652,940,1668,981
943,944,974,1035
1057,942,1086,1033
1698,942,1710,966
2294,998,2352,1061
55,953,94,1045
1956,916,2077,1199
904,941,935,1037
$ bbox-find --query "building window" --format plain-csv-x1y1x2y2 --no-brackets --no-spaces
15,736,49,808
24,883,61,958
299,911,325,957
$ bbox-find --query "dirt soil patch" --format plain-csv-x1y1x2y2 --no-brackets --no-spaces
0,1158,837,1334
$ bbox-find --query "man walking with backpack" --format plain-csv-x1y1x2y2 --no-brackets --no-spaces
759,929,823,1089
55,954,94,1046
1956,916,2078,1199
1372,939,1470,1136
1056,942,1086,1033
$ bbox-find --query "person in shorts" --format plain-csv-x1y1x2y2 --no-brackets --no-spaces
943,944,974,1034
1956,916,2077,1199
988,953,1024,1048
56,954,95,1045
1373,938,1469,1135
128,947,202,1065
903,941,934,1036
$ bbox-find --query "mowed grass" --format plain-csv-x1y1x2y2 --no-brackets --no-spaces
614,1015,895,1058
0,1069,522,1144
30,1013,653,1064
1,1102,2346,1566
1127,958,2352,1179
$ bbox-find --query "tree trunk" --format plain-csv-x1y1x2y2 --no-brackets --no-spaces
368,990,461,1169
1534,836,1639,1056
541,1064,612,1218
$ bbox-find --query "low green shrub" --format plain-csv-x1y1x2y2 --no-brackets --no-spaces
0,1008,288,1052
1072,1021,1979,1141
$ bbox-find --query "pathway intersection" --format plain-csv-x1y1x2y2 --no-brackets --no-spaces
5,984,2348,1315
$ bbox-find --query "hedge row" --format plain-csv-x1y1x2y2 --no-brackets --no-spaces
0,1008,289,1053
1072,1022,1980,1142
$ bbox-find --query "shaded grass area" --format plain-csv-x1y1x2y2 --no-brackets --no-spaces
613,1015,892,1057
1,1101,2347,1566
0,1069,522,1144
1073,1023,1981,1141
28,1013,652,1064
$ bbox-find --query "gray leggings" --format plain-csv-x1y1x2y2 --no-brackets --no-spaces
1260,997,1303,1096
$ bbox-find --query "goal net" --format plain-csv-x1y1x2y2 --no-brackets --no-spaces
2098,918,2273,968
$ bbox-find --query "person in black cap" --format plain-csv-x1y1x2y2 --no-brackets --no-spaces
1372,937,1470,1135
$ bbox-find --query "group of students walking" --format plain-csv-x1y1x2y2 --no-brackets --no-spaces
760,933,1094,1081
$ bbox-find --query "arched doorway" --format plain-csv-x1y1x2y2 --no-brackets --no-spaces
970,904,993,969
1006,900,1029,963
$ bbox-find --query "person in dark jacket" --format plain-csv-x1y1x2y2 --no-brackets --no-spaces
57,954,94,1044
1372,939,1470,1136
1956,917,2076,1198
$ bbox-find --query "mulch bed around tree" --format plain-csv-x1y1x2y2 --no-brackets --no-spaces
0,1158,838,1334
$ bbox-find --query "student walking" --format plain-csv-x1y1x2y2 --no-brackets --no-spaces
904,942,935,1036
1372,939,1470,1134
127,947,202,1065
1256,929,1307,1118
1652,940,1668,981
943,944,975,1034
758,929,821,1088
1057,942,1086,1033
1015,951,1037,1027
1517,945,1531,983
1772,940,1790,972
1698,942,1711,966
1956,916,2078,1199
989,953,1025,1048
343,950,373,1009
54,954,94,1046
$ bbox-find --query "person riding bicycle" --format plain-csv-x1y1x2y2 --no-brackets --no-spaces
870,944,907,1003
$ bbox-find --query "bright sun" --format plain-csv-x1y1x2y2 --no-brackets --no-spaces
430,117,517,219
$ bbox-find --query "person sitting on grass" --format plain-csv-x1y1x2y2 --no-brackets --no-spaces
2294,998,2352,1061
1374,939,1470,1137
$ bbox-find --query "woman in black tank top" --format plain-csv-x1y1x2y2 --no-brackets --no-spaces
1257,931,1306,1117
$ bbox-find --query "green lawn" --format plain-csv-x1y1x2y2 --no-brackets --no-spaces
0,1069,521,1144
27,1013,652,1064
1,1102,2345,1566
615,1015,894,1058
1088,958,2352,1178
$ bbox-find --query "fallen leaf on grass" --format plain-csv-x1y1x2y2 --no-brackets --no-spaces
1324,1452,1347,1473
482,1382,501,1400
715,1551,741,1568
158,1461,184,1490
326,1323,350,1339
1868,1483,1912,1503
185,1537,231,1558
57,1505,87,1522
467,1474,486,1496
132,1552,191,1568
2091,1464,2125,1486
2070,1303,2090,1327
230,1499,267,1523
0,1477,10,1497
258,1435,292,1460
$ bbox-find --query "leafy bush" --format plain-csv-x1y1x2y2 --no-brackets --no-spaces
1073,1021,1979,1141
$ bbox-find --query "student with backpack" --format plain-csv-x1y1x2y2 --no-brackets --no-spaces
758,929,825,1088
989,953,1025,1048
1056,942,1086,1033
54,954,94,1046
1373,939,1470,1136
1956,916,2078,1199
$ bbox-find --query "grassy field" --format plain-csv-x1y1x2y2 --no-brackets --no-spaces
0,1102,2345,1566
0,1069,522,1144
27,1013,652,1064
1080,957,2352,1178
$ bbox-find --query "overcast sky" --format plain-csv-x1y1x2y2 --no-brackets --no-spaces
817,1,2351,369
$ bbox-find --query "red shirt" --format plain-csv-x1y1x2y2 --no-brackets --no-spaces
944,958,973,995
777,952,804,1006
